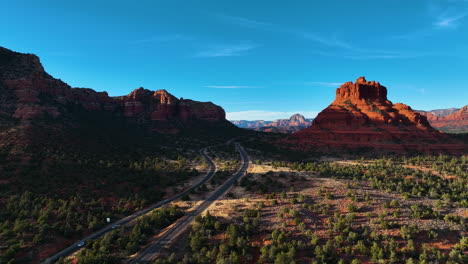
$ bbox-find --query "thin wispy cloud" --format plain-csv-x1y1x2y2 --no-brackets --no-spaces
393,84,429,95
206,85,257,89
193,42,259,58
393,1,468,39
417,88,428,95
429,0,468,28
131,34,190,44
218,14,352,50
313,49,455,60
217,14,433,60
434,12,468,27
220,101,265,105
275,80,344,87
227,110,319,121
217,14,272,30
303,35,440,59
297,32,354,50
45,51,79,57
304,81,344,87
341,54,415,60
390,28,433,40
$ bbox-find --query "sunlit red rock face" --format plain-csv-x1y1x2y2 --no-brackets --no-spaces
115,87,227,133
0,47,229,134
417,106,468,133
280,77,466,153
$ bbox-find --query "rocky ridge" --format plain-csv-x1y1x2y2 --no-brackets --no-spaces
418,108,460,117
417,106,468,133
230,120,273,129
264,114,312,128
0,47,230,135
231,114,313,133
255,114,312,133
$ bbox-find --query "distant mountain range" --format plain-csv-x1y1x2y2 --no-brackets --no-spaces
418,108,460,117
231,120,273,129
417,106,467,133
231,107,467,134
230,114,313,133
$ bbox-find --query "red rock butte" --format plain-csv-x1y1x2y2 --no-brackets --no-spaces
280,77,466,153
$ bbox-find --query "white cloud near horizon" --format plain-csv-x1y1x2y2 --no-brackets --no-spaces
226,110,319,121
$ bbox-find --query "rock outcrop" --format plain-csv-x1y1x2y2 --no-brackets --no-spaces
230,120,273,129
279,77,466,153
0,47,231,135
255,114,312,133
266,114,312,128
231,114,313,133
422,108,460,117
417,106,468,133
114,87,227,133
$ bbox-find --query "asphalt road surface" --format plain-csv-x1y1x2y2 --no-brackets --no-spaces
42,145,220,264
130,143,250,264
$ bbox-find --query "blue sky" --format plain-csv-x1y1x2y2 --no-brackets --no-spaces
1,0,467,120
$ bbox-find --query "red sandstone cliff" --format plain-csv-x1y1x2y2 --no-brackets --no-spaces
0,47,230,136
279,77,466,153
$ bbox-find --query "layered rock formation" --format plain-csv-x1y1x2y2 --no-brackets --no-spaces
266,114,312,128
231,120,273,129
417,106,468,133
0,47,231,136
113,88,228,133
255,114,312,133
280,77,466,153
420,108,460,117
232,114,313,133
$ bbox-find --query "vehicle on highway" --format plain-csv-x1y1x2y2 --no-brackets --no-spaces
77,241,86,247
43,143,221,264
129,143,249,264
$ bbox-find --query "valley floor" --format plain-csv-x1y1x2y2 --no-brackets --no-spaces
153,155,467,264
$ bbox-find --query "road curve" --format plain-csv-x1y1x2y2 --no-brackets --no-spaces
130,143,250,264
43,146,219,264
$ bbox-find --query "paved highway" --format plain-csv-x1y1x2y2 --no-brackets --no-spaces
130,143,250,264
42,146,220,264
